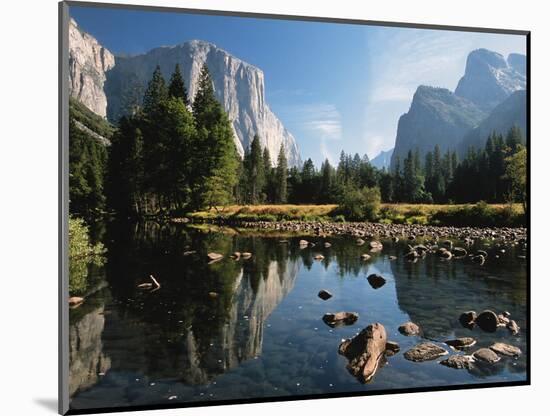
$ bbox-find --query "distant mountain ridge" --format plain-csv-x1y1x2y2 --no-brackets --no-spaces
370,148,393,170
391,86,486,168
390,48,526,170
68,19,301,167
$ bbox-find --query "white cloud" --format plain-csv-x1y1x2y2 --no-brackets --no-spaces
292,103,343,141
285,103,343,164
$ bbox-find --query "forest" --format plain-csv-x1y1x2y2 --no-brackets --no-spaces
69,63,527,222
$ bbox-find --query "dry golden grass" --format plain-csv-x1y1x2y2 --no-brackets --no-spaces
198,204,339,217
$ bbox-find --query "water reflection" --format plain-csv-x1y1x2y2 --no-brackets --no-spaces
69,223,527,409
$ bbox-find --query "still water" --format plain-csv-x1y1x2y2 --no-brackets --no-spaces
69,221,527,410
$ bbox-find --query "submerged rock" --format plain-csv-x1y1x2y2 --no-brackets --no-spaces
398,321,421,336
475,310,499,332
356,238,365,246
183,250,196,256
318,290,333,300
440,354,474,369
338,323,387,383
367,274,386,289
360,254,371,261
404,342,448,362
490,342,522,357
473,348,500,364
314,254,325,260
459,311,477,328
445,337,476,350
241,252,253,259
507,320,520,335
324,242,332,248
385,341,400,356
322,311,359,328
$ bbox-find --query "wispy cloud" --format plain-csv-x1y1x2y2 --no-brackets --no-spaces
291,103,343,141
277,102,342,164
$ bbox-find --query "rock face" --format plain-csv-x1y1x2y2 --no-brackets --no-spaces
459,90,527,157
68,18,115,118
103,39,301,166
455,49,526,112
390,86,485,170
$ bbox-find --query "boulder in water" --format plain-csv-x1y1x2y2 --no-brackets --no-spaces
338,323,388,383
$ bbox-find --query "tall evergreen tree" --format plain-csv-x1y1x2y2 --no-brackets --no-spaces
168,63,189,105
319,159,336,203
142,65,168,115
275,145,288,203
190,64,239,209
246,134,266,204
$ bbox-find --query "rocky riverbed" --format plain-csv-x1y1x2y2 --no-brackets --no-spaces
219,220,527,245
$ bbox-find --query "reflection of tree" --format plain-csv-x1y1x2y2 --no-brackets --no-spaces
93,221,300,384
69,217,106,295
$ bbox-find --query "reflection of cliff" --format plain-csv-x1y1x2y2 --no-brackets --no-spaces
101,258,299,385
69,302,111,396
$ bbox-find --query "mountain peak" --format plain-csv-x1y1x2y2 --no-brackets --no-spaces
455,48,525,111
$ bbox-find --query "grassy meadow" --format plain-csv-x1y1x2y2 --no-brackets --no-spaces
182,202,525,228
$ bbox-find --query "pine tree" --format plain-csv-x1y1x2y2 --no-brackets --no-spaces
275,144,288,203
190,64,238,209
142,65,168,115
247,134,265,204
301,158,317,203
168,63,189,105
319,159,336,203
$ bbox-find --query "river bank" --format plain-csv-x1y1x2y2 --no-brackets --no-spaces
173,217,527,246
180,203,525,228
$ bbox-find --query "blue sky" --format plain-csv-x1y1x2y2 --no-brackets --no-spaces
70,5,527,166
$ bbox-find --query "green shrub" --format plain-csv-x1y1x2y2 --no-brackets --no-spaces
69,217,106,295
333,214,346,223
337,186,381,221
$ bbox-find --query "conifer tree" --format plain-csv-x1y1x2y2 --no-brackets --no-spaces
247,134,265,204
168,63,189,105
275,144,288,203
190,64,238,209
142,65,168,115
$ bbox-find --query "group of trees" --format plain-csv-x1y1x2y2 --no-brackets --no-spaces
107,64,238,216
385,126,526,205
236,135,288,205
69,62,527,219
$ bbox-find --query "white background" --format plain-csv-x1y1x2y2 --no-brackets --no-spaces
0,0,547,415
